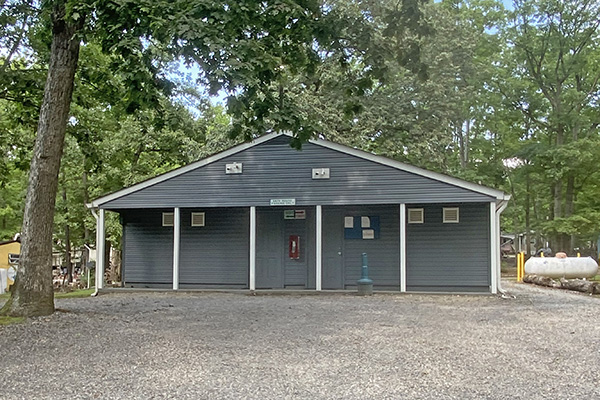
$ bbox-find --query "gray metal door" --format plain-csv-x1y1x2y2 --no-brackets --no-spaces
322,209,344,289
256,210,284,288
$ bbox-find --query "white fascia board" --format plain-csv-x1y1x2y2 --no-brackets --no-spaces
92,130,508,207
308,137,508,201
90,132,284,208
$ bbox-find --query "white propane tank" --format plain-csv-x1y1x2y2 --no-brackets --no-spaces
524,256,599,279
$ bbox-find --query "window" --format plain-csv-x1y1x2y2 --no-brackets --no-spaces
443,207,459,223
408,208,424,224
162,212,174,227
191,212,206,227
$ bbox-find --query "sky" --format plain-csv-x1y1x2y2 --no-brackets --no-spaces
179,0,517,111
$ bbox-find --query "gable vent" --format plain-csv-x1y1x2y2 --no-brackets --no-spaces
443,207,459,223
408,208,424,224
162,212,174,227
191,212,206,227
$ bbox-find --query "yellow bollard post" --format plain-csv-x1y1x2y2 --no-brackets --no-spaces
518,252,525,282
577,252,581,258
520,252,525,282
521,252,524,281
517,252,521,282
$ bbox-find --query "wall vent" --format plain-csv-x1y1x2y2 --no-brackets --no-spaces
225,162,243,174
191,212,206,227
312,168,330,179
162,212,174,227
443,207,459,223
408,208,424,224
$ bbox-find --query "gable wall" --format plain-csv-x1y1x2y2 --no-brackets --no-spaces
102,136,494,209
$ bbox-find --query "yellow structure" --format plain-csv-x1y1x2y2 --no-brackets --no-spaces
516,252,525,282
0,240,20,292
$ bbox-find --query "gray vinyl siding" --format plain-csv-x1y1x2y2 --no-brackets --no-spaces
322,205,400,290
122,210,174,285
122,208,249,287
337,205,400,290
102,136,494,210
179,208,248,287
406,203,490,292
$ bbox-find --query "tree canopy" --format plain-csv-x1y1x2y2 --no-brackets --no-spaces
1,0,600,315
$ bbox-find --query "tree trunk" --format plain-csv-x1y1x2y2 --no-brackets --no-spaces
82,166,90,244
565,174,575,253
110,248,122,285
61,177,73,284
64,223,72,284
82,165,90,276
0,3,83,317
457,124,466,169
463,119,470,167
525,171,531,256
552,180,565,251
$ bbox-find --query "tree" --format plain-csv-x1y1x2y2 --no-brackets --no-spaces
498,0,600,252
1,0,429,316
1,2,83,316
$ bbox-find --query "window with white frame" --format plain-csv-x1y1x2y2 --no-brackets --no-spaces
162,212,174,227
407,208,424,224
191,212,206,227
443,207,459,223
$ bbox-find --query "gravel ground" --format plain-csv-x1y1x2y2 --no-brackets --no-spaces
1,280,599,400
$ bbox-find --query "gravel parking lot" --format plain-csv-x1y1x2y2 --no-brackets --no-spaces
1,280,599,399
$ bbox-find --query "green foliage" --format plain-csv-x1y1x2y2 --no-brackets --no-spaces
0,315,25,325
2,0,600,262
495,0,600,250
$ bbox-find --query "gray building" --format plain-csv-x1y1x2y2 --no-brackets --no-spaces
89,132,510,293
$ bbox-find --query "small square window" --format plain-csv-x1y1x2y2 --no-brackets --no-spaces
162,212,174,227
443,207,459,223
191,212,205,227
408,208,424,224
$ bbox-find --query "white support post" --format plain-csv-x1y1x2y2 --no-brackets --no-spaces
316,205,322,291
172,207,180,290
96,209,105,290
249,206,256,291
495,206,503,294
400,204,407,292
490,202,498,294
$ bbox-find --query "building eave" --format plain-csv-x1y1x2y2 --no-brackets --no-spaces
90,132,284,208
308,136,508,201
91,131,508,208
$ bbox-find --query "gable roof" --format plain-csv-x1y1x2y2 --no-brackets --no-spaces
90,132,509,208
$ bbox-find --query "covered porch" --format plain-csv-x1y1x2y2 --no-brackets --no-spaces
92,201,505,294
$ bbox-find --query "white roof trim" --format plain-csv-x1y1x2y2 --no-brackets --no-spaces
308,136,507,200
90,133,282,207
91,131,508,208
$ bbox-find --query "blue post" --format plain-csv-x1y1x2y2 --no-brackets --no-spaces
357,252,373,295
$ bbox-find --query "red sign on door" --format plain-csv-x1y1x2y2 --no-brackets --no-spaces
289,235,300,259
